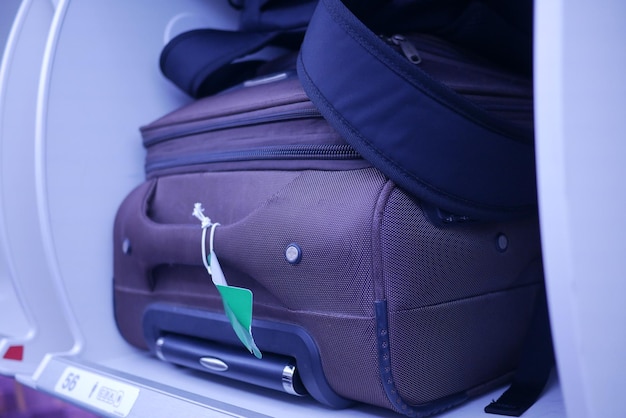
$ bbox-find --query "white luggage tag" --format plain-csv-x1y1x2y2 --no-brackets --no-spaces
192,203,262,359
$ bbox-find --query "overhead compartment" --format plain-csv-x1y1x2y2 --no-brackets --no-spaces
5,0,624,417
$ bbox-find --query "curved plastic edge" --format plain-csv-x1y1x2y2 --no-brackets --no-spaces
33,0,85,359
0,0,39,352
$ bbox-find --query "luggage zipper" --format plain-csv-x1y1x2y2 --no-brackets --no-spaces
382,33,533,89
386,34,422,64
144,108,323,147
145,144,362,174
382,32,534,135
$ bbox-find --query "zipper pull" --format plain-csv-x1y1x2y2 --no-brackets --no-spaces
389,34,421,64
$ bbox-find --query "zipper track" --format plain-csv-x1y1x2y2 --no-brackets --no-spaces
382,33,534,140
145,144,362,174
144,108,323,147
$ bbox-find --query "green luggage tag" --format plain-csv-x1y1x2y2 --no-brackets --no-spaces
193,203,262,359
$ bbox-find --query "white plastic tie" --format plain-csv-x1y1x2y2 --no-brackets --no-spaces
192,203,220,276
192,202,212,229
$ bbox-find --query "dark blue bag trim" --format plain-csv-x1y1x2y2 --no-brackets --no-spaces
160,29,283,97
234,0,319,32
297,0,537,220
484,288,555,416
374,300,469,417
160,0,317,98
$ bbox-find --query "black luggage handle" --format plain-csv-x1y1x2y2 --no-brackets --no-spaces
154,333,307,396
143,303,352,409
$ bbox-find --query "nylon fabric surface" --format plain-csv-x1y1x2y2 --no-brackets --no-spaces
380,188,543,310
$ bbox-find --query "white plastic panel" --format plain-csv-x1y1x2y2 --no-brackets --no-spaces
35,356,565,418
0,0,69,376
535,1,626,418
0,0,24,353
32,0,232,364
